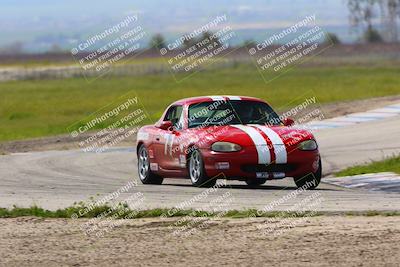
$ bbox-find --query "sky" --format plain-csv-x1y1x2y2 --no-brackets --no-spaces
0,0,357,52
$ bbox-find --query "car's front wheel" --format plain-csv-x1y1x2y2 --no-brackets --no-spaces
188,149,216,187
293,158,322,189
137,144,163,185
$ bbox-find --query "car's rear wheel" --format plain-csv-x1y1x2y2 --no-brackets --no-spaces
189,149,216,187
138,144,163,185
293,158,321,189
245,179,267,187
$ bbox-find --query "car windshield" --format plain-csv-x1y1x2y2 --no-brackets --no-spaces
188,100,282,128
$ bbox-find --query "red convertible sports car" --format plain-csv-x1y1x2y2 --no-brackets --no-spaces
136,96,321,189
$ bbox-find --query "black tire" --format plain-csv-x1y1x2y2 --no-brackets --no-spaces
137,144,163,185
188,148,216,187
293,158,322,189
245,179,267,187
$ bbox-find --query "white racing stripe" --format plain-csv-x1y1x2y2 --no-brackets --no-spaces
208,95,242,101
231,125,271,164
164,133,175,155
226,96,241,100
169,134,175,156
164,134,170,155
252,125,288,164
209,96,226,101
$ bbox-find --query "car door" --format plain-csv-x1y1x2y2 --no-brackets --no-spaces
169,105,189,170
154,105,184,170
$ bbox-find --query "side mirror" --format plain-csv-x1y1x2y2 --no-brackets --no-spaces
283,118,295,126
159,121,173,130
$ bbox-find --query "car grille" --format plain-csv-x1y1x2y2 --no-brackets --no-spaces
241,164,296,173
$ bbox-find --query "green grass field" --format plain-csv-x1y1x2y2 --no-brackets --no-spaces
335,156,400,177
0,55,166,67
1,64,400,142
1,204,399,219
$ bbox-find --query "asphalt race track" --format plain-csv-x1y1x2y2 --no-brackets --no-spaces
1,115,400,212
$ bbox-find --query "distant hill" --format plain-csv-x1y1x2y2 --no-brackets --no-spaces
0,0,355,52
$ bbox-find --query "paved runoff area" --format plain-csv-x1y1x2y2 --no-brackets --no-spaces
308,102,400,129
324,172,400,193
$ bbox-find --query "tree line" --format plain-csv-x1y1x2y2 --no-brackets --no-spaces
348,0,400,42
149,0,400,47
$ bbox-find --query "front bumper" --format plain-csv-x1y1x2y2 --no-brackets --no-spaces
201,147,320,180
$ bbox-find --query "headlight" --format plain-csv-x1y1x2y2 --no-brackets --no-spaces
211,142,242,152
298,140,318,151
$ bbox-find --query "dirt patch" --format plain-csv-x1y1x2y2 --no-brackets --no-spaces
320,94,400,118
1,95,400,154
0,129,136,154
0,216,399,266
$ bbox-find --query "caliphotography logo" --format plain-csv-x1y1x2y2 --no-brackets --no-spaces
71,13,147,82
157,14,241,82
67,90,150,153
247,14,334,83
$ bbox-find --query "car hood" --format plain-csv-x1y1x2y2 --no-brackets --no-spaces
189,124,314,148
